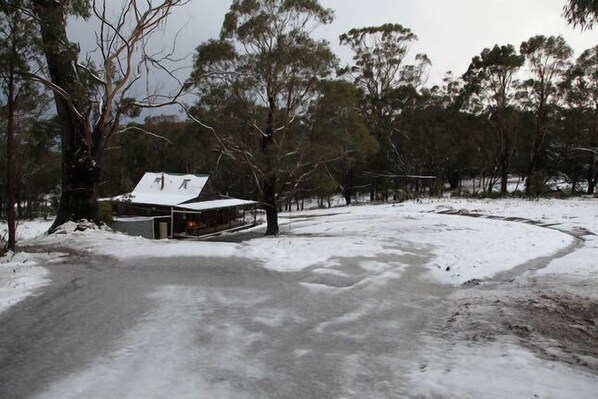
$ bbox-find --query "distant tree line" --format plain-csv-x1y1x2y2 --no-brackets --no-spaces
0,0,596,244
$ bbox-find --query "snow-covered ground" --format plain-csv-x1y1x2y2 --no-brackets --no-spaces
396,197,598,398
399,197,598,279
0,219,53,313
245,205,573,285
31,202,578,286
6,198,595,309
0,219,53,242
0,251,52,314
2,198,597,398
409,340,598,399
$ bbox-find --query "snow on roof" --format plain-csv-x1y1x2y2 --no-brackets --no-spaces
109,173,255,208
133,172,208,196
175,199,257,212
113,216,169,222
114,172,209,206
118,192,198,207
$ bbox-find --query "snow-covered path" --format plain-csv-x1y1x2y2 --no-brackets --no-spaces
1,199,597,398
1,248,453,398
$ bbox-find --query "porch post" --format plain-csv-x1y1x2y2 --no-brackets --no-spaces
170,207,174,238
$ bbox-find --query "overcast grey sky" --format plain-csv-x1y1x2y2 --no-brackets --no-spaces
68,0,596,117
156,0,596,86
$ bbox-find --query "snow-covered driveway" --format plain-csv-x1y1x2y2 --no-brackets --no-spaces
1,199,596,398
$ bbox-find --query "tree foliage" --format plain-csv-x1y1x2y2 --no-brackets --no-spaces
28,0,188,231
518,35,573,193
559,46,598,193
0,0,46,250
563,0,598,30
309,80,378,204
191,0,337,235
339,23,431,201
2,2,597,240
463,44,524,193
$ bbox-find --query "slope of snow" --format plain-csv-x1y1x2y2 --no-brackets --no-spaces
409,340,598,399
6,197,595,314
7,198,596,397
0,219,55,314
0,252,51,314
397,197,598,278
0,219,53,241
30,204,574,286
29,200,579,286
241,206,573,285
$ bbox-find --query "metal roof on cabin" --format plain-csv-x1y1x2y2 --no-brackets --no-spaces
174,199,257,212
110,173,255,208
121,172,209,206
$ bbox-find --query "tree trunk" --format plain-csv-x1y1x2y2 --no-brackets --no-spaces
34,1,101,231
500,163,508,193
448,170,459,190
496,99,510,194
6,75,17,251
343,167,354,205
16,190,21,219
263,174,278,236
4,5,22,251
500,132,509,194
343,191,352,206
589,163,597,195
587,127,597,195
526,94,546,194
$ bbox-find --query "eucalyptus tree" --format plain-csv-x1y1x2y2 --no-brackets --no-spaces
0,0,43,250
339,24,430,198
563,46,598,193
519,35,573,193
339,24,426,125
309,80,378,205
463,44,524,193
30,0,188,231
563,0,597,30
403,73,482,193
190,0,337,235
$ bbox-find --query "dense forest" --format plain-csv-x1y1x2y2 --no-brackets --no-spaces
0,0,596,241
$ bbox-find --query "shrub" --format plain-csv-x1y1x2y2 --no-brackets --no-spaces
98,202,114,227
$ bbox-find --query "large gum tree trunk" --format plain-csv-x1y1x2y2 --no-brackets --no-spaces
34,0,101,231
263,174,279,236
262,97,279,236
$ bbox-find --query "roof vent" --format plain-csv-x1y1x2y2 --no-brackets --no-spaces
179,179,191,190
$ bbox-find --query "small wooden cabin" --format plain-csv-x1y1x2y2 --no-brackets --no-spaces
108,172,257,239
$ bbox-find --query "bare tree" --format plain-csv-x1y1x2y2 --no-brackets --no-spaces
30,0,188,231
